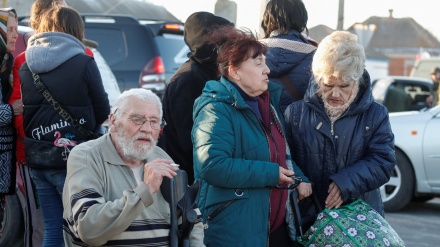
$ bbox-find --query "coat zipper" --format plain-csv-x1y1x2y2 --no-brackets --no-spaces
233,101,281,244
203,200,234,230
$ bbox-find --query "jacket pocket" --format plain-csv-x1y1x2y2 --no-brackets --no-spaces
205,186,249,208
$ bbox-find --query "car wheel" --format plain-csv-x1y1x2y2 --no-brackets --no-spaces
380,150,415,212
0,194,24,246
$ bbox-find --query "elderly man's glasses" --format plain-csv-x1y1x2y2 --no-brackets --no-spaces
128,114,167,130
276,176,303,190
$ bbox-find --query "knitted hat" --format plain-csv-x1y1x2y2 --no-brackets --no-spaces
0,8,17,54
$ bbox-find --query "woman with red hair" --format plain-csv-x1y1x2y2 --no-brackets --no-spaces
192,27,311,246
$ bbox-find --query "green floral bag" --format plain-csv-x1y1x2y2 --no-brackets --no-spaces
297,199,406,247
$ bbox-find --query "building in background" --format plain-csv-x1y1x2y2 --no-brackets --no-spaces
310,10,440,79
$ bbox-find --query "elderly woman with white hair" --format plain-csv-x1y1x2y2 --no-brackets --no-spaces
284,31,396,221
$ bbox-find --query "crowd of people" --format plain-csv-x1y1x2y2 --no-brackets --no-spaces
0,0,399,246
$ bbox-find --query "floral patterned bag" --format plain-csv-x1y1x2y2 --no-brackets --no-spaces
297,199,406,247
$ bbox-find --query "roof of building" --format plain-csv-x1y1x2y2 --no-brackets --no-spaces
308,24,334,44
346,15,440,50
308,12,440,58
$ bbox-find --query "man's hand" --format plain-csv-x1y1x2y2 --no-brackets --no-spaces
297,182,312,201
11,99,23,116
143,159,178,193
278,167,294,185
325,181,343,209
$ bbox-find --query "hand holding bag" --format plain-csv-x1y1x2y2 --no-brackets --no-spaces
297,199,406,247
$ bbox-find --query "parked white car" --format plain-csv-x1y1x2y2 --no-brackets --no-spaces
380,105,440,211
90,47,121,106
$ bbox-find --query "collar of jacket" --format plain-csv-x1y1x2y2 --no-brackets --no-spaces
203,76,283,109
269,29,303,39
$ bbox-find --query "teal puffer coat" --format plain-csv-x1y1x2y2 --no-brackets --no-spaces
192,77,294,246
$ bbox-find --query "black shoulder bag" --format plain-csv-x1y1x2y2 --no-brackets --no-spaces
32,73,98,140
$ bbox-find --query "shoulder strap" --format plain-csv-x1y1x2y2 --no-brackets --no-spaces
31,73,94,140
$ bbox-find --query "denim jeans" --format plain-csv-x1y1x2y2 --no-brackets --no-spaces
30,168,66,247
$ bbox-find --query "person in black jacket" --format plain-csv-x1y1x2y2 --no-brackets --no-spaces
284,31,396,219
19,6,110,246
160,12,233,183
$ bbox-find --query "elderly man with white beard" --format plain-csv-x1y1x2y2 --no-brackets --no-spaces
62,89,205,247
284,31,396,226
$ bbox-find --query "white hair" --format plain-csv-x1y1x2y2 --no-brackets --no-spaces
312,31,365,86
111,89,163,119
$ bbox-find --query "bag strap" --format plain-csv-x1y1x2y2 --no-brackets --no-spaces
291,191,323,238
290,189,304,237
31,73,94,140
278,74,301,101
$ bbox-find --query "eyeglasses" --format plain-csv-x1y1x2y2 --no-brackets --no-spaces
276,176,303,190
128,115,167,130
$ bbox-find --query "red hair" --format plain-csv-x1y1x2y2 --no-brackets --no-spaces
209,27,267,78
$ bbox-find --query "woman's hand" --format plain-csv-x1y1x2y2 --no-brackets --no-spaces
11,99,23,116
325,182,343,209
278,167,294,185
297,182,312,201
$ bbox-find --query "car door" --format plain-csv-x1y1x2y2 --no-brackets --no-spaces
422,108,440,191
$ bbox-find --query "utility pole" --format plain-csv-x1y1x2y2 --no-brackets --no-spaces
214,0,237,24
337,0,344,30
258,0,269,38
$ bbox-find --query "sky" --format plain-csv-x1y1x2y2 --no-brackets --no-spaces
150,0,440,41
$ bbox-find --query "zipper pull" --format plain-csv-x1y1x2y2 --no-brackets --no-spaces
204,216,210,229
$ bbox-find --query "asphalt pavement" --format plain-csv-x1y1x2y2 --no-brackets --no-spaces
385,198,440,246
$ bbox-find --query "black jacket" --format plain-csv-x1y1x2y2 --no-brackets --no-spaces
160,12,232,183
20,54,110,168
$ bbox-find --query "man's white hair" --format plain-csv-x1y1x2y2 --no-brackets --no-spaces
111,89,163,119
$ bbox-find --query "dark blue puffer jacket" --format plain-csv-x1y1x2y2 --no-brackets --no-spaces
263,30,316,112
284,71,396,216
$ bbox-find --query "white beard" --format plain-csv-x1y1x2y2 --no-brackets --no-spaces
115,127,157,162
322,84,359,122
